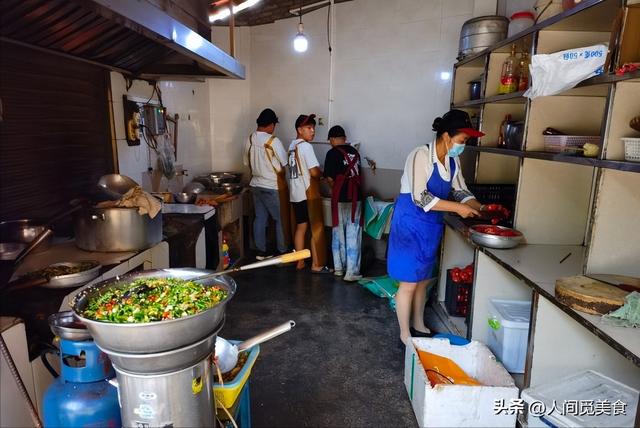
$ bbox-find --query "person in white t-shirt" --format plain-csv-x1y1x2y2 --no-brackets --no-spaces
243,108,290,260
287,114,331,273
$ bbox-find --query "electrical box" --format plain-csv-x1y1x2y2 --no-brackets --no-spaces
143,104,166,135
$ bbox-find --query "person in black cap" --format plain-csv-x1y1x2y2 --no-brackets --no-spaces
387,109,506,346
243,108,290,259
287,114,331,273
323,125,363,282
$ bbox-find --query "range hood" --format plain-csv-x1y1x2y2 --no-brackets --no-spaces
0,0,245,80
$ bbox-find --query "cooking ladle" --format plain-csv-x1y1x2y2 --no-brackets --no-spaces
215,320,296,373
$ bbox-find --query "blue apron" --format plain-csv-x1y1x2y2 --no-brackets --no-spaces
387,156,456,282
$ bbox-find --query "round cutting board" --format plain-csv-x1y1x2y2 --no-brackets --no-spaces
555,275,629,315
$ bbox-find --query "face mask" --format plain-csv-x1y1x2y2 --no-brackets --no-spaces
447,142,465,157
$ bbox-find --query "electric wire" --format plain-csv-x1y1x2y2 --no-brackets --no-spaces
327,1,332,53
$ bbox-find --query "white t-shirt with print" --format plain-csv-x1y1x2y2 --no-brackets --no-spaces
242,131,287,190
287,139,320,202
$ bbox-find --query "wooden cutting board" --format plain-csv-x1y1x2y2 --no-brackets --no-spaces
555,275,630,315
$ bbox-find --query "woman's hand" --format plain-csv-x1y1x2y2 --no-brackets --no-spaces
457,203,480,218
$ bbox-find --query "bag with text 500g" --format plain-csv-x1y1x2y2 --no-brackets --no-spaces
524,44,608,99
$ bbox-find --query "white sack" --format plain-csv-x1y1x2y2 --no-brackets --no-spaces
524,44,608,99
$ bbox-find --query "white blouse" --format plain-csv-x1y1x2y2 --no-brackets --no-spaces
399,142,476,212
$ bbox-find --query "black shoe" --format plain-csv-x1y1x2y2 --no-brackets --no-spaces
410,327,437,338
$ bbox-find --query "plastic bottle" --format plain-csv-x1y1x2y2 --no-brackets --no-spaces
518,52,530,92
222,239,230,269
498,44,519,94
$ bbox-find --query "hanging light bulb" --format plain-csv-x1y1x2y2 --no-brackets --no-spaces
293,23,308,53
292,3,308,53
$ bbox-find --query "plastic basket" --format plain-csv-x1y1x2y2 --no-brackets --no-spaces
543,135,600,153
466,184,516,210
445,270,472,317
487,299,531,373
521,370,638,427
622,137,640,162
213,342,260,408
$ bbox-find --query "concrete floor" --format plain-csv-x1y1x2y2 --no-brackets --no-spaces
220,263,420,427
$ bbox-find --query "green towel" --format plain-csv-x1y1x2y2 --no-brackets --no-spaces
364,196,394,240
603,292,640,328
359,275,399,311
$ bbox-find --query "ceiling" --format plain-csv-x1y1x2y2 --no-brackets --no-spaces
0,0,245,79
211,0,353,26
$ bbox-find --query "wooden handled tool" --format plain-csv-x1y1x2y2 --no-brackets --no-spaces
198,249,311,279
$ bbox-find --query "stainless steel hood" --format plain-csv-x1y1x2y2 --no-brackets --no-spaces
0,0,245,80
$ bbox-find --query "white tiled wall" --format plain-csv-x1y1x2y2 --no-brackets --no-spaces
210,26,253,174
110,73,213,187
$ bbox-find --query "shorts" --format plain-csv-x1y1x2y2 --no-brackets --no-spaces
292,201,309,224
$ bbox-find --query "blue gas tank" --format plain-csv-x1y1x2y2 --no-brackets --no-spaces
42,338,121,428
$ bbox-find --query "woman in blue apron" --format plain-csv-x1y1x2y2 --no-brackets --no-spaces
388,110,487,345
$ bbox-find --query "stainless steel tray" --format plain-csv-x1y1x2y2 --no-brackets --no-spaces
42,261,101,288
469,225,524,249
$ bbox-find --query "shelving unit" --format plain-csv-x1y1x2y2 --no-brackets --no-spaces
439,0,640,419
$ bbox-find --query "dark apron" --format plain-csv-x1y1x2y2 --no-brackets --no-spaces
331,146,363,227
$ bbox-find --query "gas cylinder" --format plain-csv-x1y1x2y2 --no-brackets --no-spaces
42,338,121,428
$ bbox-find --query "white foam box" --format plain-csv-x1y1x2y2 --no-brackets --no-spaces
404,338,519,427
522,370,639,428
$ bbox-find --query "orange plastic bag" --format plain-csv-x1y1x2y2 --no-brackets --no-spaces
417,350,482,387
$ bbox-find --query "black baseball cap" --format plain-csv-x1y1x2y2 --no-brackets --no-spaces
295,114,316,129
256,108,279,126
434,109,484,137
327,125,346,139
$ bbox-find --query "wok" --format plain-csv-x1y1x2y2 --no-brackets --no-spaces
0,219,53,253
0,229,54,288
97,174,138,200
71,268,236,354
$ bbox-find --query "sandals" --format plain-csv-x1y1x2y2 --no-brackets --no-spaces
311,266,333,275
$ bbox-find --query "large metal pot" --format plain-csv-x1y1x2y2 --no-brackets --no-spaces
113,356,215,427
459,16,509,59
71,268,236,354
0,219,52,253
74,207,162,252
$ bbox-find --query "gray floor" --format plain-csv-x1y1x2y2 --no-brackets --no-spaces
220,263,422,427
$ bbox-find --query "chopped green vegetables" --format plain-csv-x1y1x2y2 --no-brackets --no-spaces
83,277,228,323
